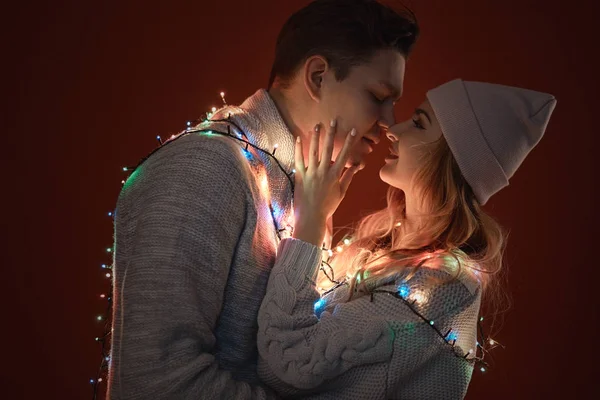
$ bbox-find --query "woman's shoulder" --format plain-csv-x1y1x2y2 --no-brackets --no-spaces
359,264,481,324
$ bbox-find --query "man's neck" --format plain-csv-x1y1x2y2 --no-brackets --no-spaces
268,86,305,140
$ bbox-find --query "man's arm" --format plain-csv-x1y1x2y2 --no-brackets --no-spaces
108,134,277,399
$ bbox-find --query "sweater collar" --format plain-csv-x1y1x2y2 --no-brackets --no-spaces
206,89,297,238
222,89,295,174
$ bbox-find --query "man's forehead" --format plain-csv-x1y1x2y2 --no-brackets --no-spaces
348,50,405,96
369,52,406,97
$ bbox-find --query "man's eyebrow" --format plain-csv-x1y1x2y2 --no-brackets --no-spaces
378,81,402,99
415,108,431,124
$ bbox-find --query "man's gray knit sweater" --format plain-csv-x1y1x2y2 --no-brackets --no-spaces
107,89,295,399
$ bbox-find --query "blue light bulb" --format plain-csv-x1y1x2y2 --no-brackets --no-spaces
314,298,326,313
397,284,410,299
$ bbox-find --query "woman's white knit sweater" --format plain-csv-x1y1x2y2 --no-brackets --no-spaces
257,238,482,399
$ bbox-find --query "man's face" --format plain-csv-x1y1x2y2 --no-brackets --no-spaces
317,49,406,168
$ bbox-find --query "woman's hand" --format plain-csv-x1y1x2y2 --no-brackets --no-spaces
292,120,360,246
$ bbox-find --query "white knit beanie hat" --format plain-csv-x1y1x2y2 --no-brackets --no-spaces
426,79,557,205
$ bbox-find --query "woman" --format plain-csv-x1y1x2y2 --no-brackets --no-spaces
256,79,556,399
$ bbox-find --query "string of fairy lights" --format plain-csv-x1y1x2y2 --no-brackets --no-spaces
90,91,501,398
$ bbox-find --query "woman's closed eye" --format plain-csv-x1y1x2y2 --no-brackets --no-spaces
412,116,425,130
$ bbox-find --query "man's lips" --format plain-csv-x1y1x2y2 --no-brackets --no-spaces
363,136,379,145
362,136,378,145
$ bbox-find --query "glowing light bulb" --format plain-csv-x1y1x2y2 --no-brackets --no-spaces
409,289,427,305
336,246,343,253
106,273,111,278
260,175,269,194
211,107,217,113
100,294,106,299
480,367,486,372
98,378,103,383
343,239,350,245
327,249,333,257
430,321,434,325
489,339,495,345
314,298,326,313
398,284,410,299
395,222,402,227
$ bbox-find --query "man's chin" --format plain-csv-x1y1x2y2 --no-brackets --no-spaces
346,158,366,171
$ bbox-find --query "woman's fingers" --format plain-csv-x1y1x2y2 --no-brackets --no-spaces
308,124,321,171
319,119,337,172
339,164,360,195
331,127,358,177
294,135,305,179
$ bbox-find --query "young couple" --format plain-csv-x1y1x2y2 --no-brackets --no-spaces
107,1,556,399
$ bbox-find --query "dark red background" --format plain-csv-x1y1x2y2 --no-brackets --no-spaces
4,0,598,398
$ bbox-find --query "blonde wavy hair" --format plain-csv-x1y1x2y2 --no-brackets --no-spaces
317,135,510,322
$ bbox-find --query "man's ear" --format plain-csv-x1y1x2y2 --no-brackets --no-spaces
303,55,328,103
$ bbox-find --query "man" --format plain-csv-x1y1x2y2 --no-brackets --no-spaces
107,1,418,398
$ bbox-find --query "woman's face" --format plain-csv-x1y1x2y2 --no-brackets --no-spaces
379,99,443,190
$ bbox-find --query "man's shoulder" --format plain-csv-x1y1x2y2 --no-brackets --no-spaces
118,132,254,201
134,131,253,179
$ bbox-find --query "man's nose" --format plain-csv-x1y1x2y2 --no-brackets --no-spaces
380,106,396,128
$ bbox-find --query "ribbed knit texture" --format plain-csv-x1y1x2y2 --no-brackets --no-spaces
107,89,295,399
426,79,557,205
257,238,482,399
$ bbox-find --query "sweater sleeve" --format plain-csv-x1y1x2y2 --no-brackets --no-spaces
257,238,481,393
256,238,395,390
108,134,278,400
